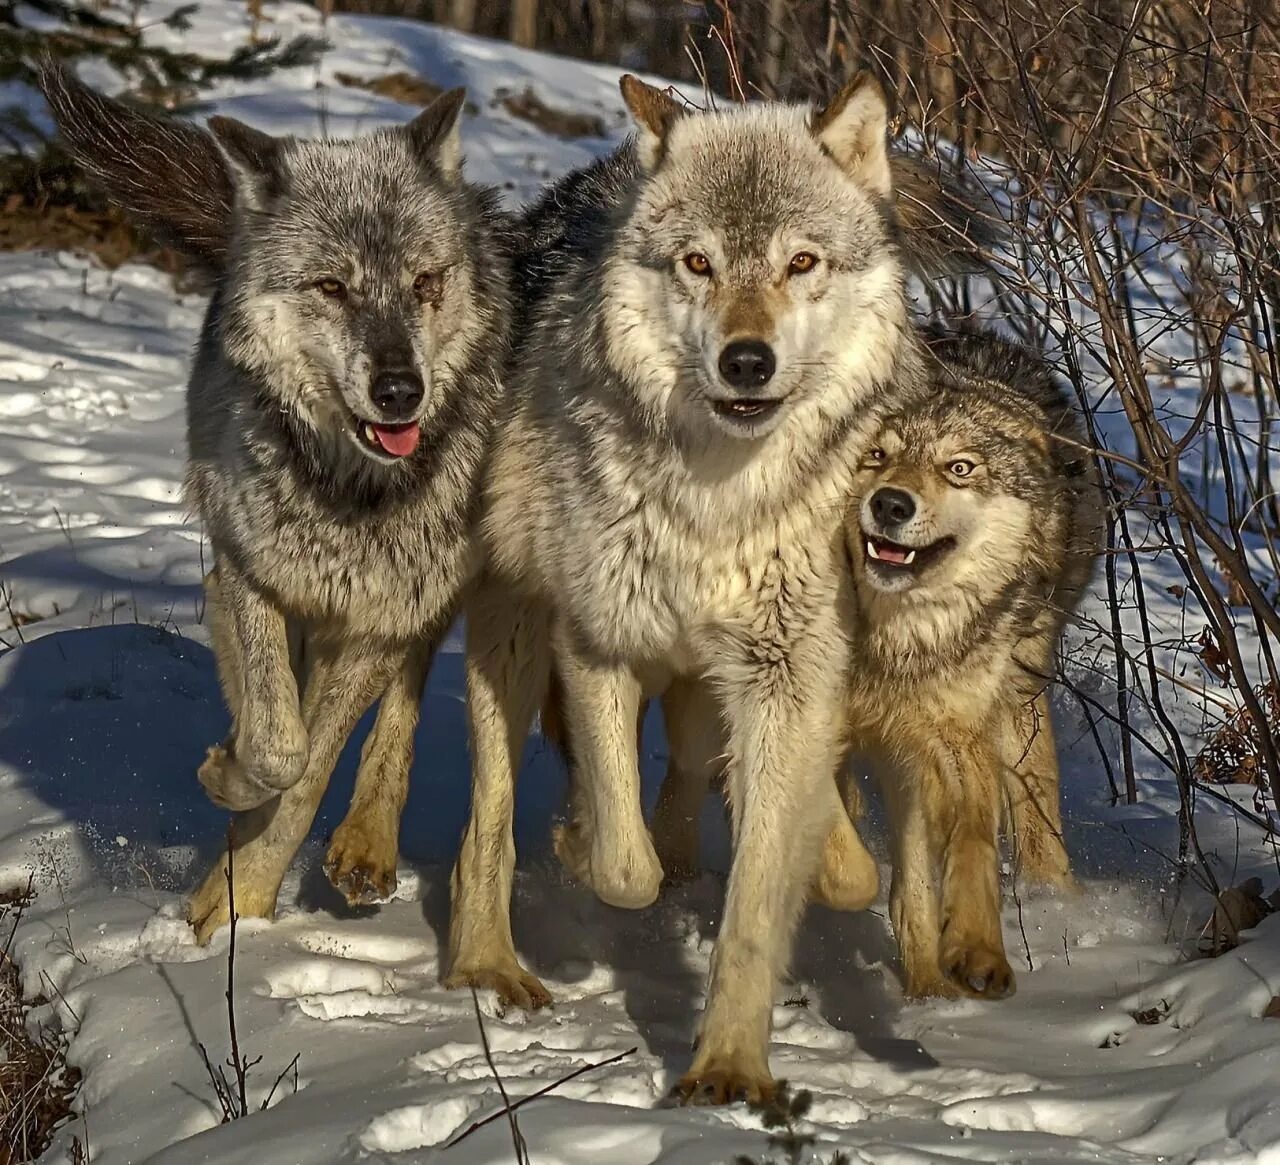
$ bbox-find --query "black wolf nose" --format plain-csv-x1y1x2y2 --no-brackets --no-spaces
371,370,424,419
718,339,776,390
870,487,916,526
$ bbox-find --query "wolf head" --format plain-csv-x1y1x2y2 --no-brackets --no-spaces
847,350,1068,604
603,75,910,448
41,67,505,471
210,95,500,465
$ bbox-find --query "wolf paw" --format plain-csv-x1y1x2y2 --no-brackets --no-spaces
197,744,262,811
902,969,962,1001
941,941,1016,999
671,1061,776,1107
186,855,279,946
444,964,553,1014
197,734,305,811
1018,863,1081,895
324,821,398,906
553,821,662,909
811,820,879,912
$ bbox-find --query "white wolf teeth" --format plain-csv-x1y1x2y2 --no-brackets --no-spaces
365,423,378,444
866,539,916,565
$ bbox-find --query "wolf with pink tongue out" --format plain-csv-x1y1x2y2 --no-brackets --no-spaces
40,67,514,943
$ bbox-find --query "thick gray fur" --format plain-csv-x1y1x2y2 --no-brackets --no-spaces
41,68,514,942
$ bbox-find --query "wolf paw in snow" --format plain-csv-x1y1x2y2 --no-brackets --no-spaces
197,734,306,811
443,963,553,1014
186,854,280,945
902,967,963,1001
552,820,663,909
324,821,399,906
671,1060,777,1107
941,941,1016,999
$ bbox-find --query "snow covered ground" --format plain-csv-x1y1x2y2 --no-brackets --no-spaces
2,5,1280,1163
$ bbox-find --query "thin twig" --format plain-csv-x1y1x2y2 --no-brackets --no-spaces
446,1044,638,1149
468,986,529,1164
223,828,249,1119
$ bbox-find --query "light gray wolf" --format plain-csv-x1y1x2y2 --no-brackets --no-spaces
41,67,513,944
841,326,1103,1000
446,71,928,1106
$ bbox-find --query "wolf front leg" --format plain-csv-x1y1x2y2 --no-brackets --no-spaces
650,677,723,883
810,772,880,912
655,679,877,907
187,633,404,944
674,628,847,1106
445,577,552,1012
198,559,308,811
879,758,957,1000
325,636,436,906
550,623,663,908
926,726,1015,999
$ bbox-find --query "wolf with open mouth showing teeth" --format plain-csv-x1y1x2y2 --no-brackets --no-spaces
41,66,512,943
843,325,1104,1003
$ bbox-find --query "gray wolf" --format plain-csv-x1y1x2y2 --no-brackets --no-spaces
447,72,927,1105
842,326,1103,1000
42,67,513,944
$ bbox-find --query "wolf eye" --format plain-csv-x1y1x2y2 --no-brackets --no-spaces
683,252,712,277
788,252,818,275
864,447,887,466
315,278,347,300
413,271,442,302
948,458,977,478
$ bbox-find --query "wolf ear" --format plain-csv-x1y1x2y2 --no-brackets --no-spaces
619,74,684,171
810,74,892,197
404,87,466,180
208,116,286,211
38,61,233,272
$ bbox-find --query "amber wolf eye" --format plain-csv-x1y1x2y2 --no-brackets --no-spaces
315,278,347,299
683,252,712,276
788,252,818,275
949,458,977,477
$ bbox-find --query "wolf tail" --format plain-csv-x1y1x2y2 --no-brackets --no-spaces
890,151,1004,279
39,62,233,274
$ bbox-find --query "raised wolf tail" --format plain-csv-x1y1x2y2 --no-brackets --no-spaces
890,151,1003,279
39,62,233,273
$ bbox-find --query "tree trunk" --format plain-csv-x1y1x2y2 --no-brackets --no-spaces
448,0,476,32
510,0,538,47
763,0,788,92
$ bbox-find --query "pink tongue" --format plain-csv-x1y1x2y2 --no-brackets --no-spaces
877,542,911,564
371,423,420,458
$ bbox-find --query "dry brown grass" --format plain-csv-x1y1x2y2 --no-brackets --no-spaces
0,147,205,287
0,880,82,1164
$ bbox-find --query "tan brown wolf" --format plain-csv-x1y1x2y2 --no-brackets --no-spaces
841,326,1103,1000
